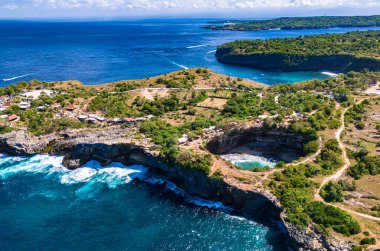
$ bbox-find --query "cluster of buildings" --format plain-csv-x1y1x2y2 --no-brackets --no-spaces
75,113,155,125
61,104,155,125
0,89,56,124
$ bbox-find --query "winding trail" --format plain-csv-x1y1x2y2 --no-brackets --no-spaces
257,136,323,185
315,104,350,200
290,136,322,167
314,98,380,222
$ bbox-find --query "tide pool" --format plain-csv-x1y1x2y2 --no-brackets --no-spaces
221,153,276,170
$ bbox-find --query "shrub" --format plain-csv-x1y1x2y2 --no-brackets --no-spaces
307,201,361,236
320,181,343,202
275,161,285,168
360,237,376,245
348,155,380,179
177,150,212,175
303,140,319,154
0,126,13,134
211,169,223,180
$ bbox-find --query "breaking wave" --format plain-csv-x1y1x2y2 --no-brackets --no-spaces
321,71,338,77
0,154,229,211
221,153,276,169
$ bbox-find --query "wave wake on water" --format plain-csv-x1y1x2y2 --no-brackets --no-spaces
0,154,229,211
2,73,34,82
167,59,189,69
186,44,210,49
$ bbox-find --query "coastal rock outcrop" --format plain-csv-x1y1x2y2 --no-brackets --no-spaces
215,48,380,73
207,126,307,154
0,126,351,250
0,130,53,155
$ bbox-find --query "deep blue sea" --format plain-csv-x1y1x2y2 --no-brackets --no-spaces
0,155,288,250
1,19,379,87
1,19,379,250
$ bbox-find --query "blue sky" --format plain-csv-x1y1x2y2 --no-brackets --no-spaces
0,0,379,19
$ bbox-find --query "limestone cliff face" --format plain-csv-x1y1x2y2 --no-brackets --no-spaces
207,126,307,155
215,48,380,72
0,127,351,250
53,140,280,216
0,130,53,155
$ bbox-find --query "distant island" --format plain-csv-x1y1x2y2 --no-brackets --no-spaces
216,30,380,72
0,68,379,250
205,15,380,31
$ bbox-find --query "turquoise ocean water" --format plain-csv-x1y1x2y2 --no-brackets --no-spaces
1,19,379,250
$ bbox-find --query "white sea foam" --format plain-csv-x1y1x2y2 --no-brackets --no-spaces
60,162,147,188
321,71,338,77
143,176,232,212
2,73,34,82
60,168,98,184
168,59,189,69
0,154,65,179
221,153,276,168
186,44,209,49
207,49,217,54
0,154,230,211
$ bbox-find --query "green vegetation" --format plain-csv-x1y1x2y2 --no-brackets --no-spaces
269,163,360,235
316,139,343,174
279,71,379,94
222,92,260,118
360,237,376,245
211,169,223,180
320,180,356,202
307,201,361,236
139,118,216,175
113,82,142,92
303,140,319,155
0,126,14,134
348,154,380,179
88,93,139,118
177,150,213,174
217,31,380,72
207,15,380,31
4,108,86,136
345,99,370,129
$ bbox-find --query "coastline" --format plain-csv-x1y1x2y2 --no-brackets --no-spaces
0,126,352,251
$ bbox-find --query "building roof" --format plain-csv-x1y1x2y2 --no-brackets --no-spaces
7,114,18,121
124,117,137,122
64,104,75,110
3,101,13,107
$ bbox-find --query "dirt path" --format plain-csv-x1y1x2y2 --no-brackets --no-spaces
290,136,322,167
315,104,350,200
313,97,380,222
333,204,380,221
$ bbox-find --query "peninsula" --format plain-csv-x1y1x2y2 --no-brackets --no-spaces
216,30,380,72
205,15,380,31
0,68,379,250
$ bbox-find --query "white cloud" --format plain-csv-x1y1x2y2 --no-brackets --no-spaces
19,0,380,10
0,0,379,17
3,4,19,10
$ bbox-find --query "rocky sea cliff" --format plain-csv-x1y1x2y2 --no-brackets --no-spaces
215,47,380,73
0,127,352,250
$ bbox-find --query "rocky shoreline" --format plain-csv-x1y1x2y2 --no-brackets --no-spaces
215,47,380,73
0,127,351,250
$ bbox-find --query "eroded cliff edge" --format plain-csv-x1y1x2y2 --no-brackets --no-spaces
216,47,380,73
0,127,350,250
